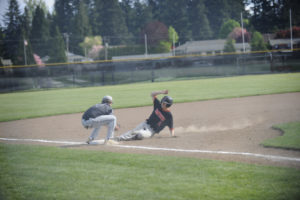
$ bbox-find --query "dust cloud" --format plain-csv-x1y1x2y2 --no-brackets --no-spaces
175,117,264,133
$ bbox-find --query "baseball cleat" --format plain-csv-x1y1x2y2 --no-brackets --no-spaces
104,139,119,145
86,137,94,144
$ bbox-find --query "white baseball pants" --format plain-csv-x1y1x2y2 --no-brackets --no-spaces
119,121,154,141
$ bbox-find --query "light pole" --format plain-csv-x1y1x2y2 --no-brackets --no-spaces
173,32,175,56
241,12,245,53
105,42,108,60
24,39,27,65
290,9,293,51
144,34,148,57
63,33,69,53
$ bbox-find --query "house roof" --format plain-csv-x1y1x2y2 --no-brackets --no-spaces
66,52,93,62
175,39,250,53
269,38,300,46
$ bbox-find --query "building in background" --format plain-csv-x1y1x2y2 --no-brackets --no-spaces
175,40,251,55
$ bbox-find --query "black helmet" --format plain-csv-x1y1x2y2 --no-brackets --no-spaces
161,96,173,107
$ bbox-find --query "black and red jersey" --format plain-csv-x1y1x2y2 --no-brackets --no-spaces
146,97,173,133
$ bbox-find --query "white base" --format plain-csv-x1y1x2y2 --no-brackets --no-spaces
89,139,105,145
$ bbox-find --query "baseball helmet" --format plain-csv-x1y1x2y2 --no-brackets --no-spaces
102,95,113,104
161,96,173,107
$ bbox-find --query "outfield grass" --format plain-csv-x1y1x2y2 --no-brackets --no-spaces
262,122,300,150
0,73,300,122
0,143,299,200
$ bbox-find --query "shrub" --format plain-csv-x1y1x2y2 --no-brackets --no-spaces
228,27,251,43
251,31,267,51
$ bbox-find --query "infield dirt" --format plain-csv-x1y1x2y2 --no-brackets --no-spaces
1,93,300,168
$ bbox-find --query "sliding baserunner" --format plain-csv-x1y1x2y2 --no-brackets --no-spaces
116,90,175,141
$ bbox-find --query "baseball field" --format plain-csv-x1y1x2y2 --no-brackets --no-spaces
1,73,300,199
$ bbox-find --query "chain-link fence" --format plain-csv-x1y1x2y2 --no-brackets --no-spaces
1,50,299,93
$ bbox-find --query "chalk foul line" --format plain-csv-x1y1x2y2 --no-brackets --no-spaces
1,137,300,163
119,145,300,162
0,137,85,145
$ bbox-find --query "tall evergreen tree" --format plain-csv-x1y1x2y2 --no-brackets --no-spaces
147,0,160,20
120,0,152,41
280,0,300,28
189,0,212,40
54,0,74,34
204,0,230,38
48,25,66,63
99,0,130,45
21,7,34,65
3,0,23,64
90,0,103,36
24,0,49,25
250,0,281,33
132,0,153,40
14,30,29,65
248,0,299,32
0,26,5,61
226,0,245,21
120,0,134,34
30,6,50,57
71,1,92,55
160,0,191,43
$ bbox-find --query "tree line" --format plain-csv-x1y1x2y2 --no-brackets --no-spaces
0,0,299,65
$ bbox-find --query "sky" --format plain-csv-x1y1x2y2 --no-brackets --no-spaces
0,0,55,26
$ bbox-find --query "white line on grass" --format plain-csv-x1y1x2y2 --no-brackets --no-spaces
119,144,300,162
1,137,300,162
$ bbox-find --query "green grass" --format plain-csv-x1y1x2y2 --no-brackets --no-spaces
1,73,300,199
0,143,299,200
0,73,300,122
262,122,300,150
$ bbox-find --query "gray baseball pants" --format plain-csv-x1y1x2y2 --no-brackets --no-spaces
82,115,116,140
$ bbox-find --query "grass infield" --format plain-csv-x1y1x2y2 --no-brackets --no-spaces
262,122,300,150
0,73,300,122
0,143,300,200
